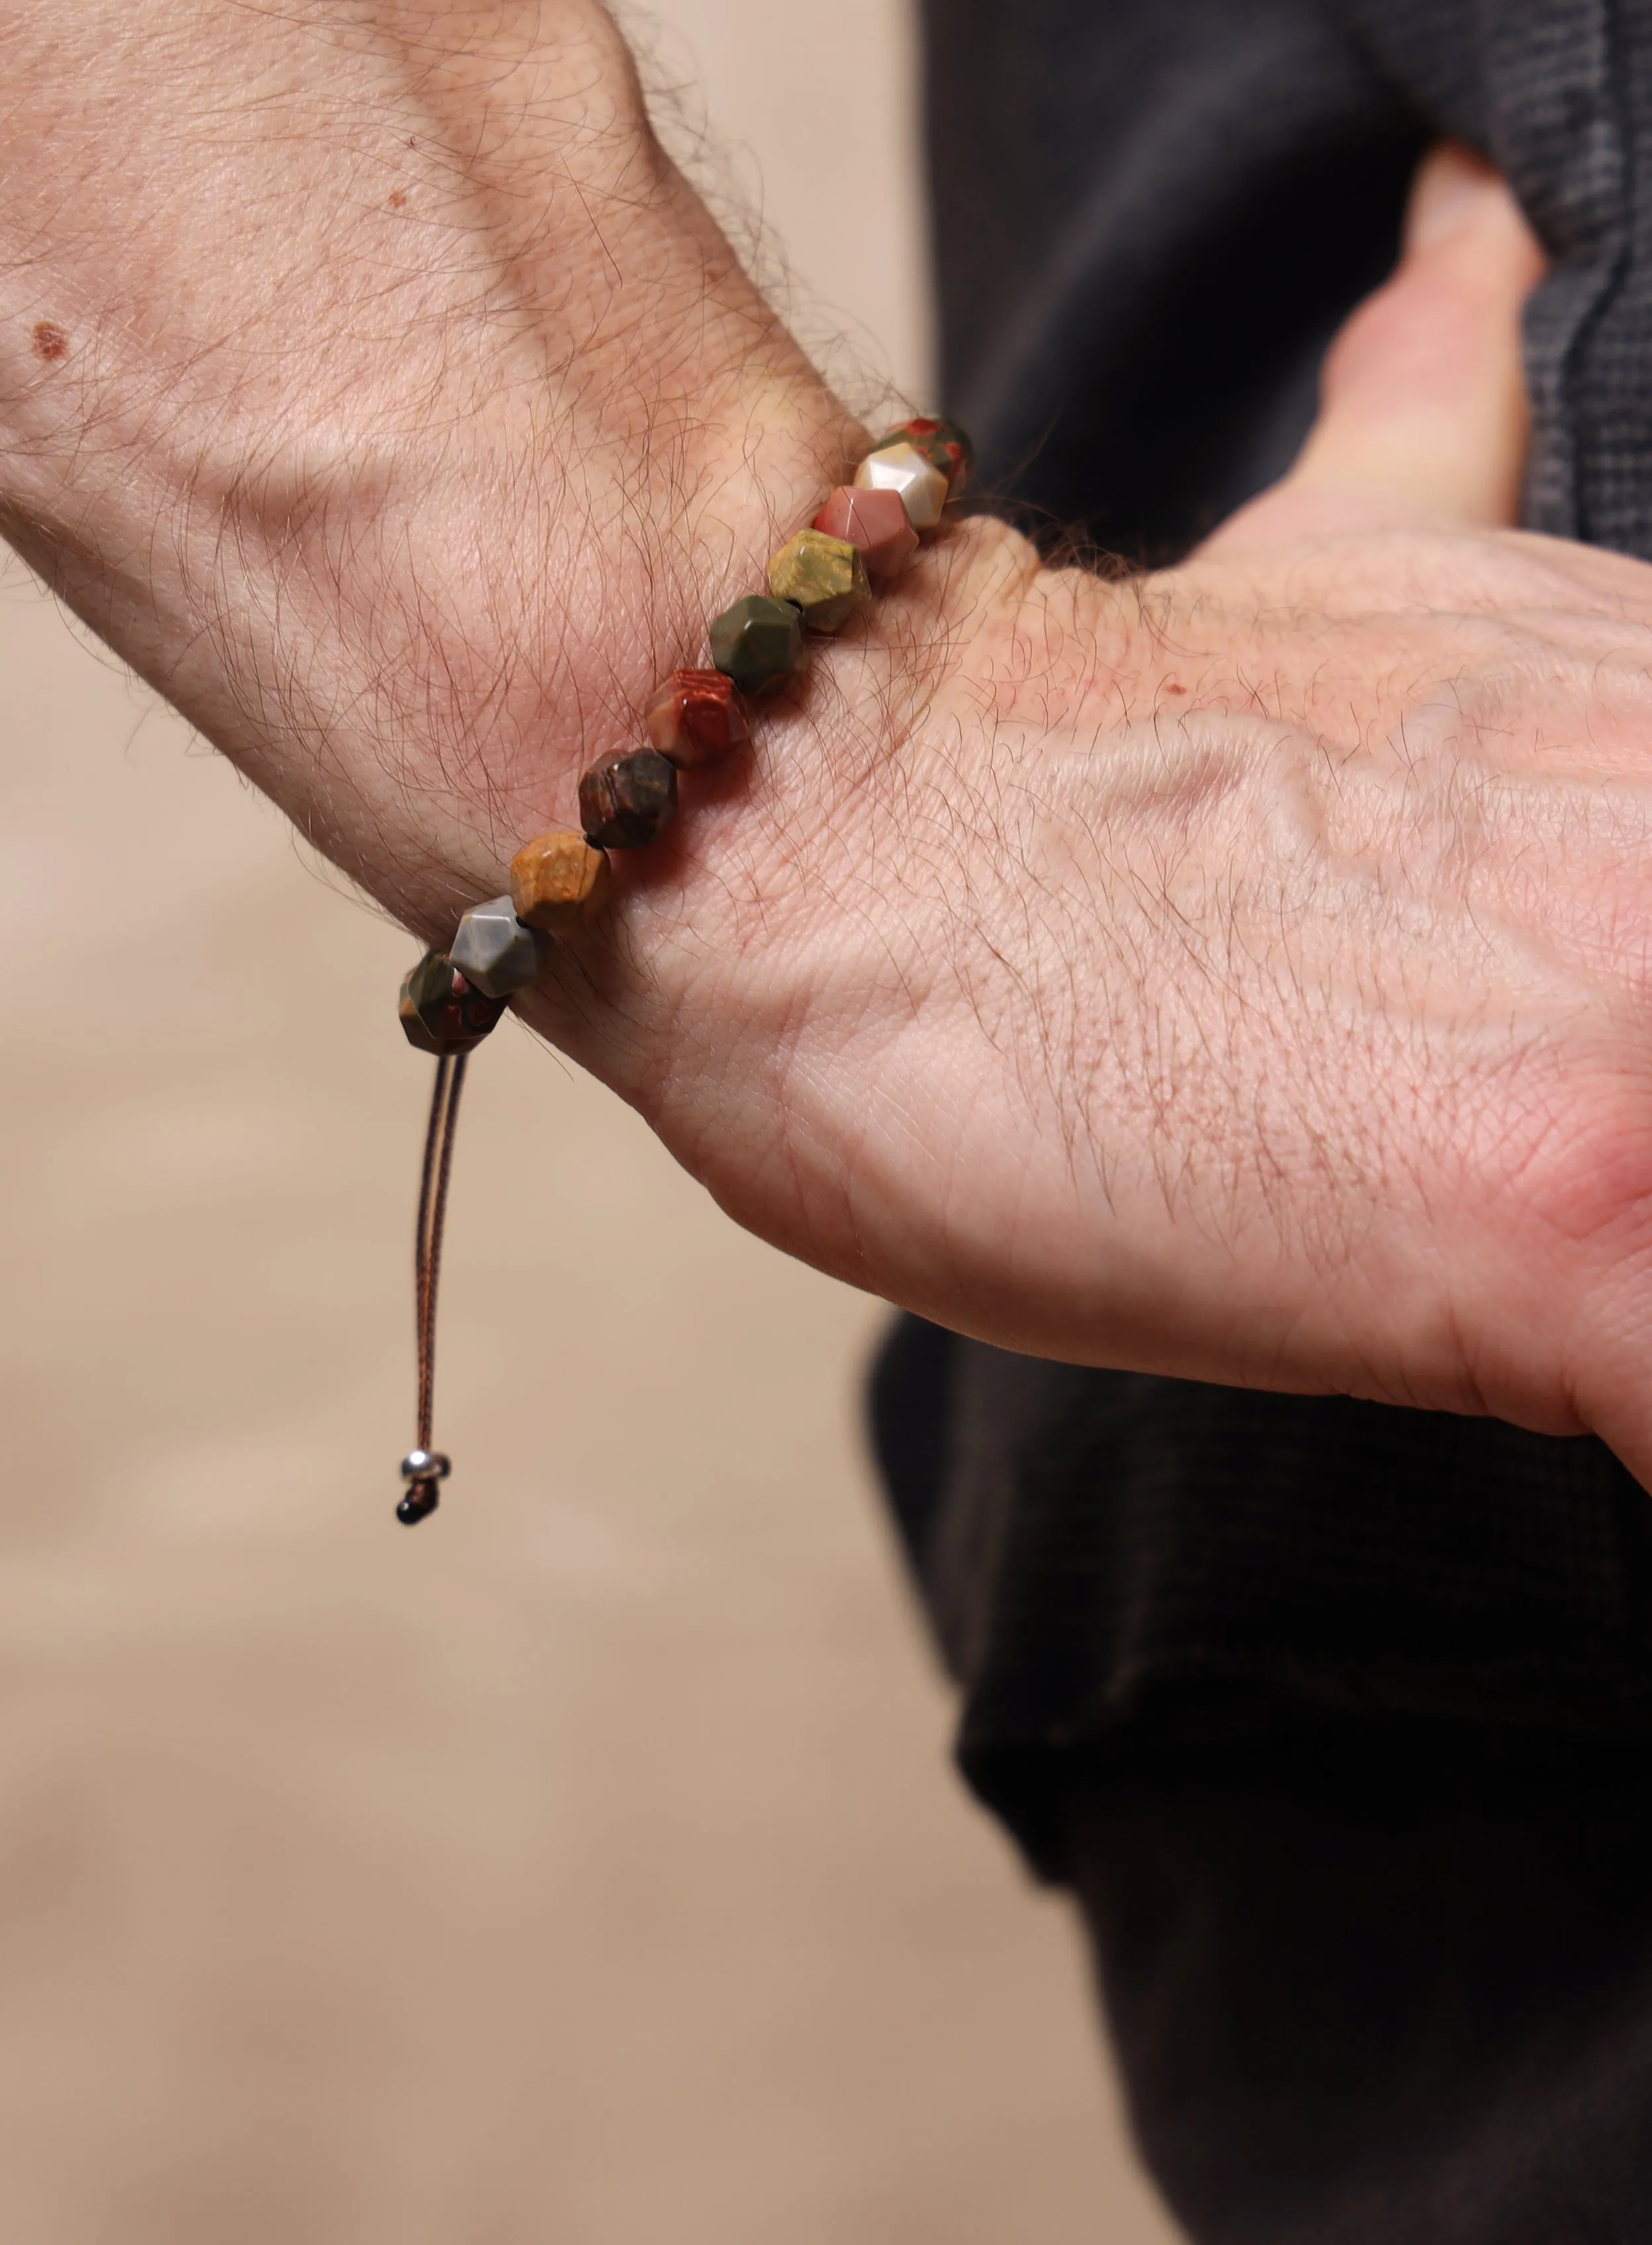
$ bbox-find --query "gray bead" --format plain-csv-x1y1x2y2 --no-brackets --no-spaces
450,895,550,999
400,1449,451,1482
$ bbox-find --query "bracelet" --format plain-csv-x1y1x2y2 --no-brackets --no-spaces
390,414,972,1525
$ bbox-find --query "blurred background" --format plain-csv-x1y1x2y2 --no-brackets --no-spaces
0,3,1181,2238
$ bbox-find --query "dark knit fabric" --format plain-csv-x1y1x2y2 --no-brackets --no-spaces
878,0,1652,1880
1062,1735,1652,2242
923,0,1652,561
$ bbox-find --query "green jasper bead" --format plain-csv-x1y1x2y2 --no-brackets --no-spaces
709,594,807,695
872,414,974,495
925,414,975,469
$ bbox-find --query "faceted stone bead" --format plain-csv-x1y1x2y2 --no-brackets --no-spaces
398,952,506,1056
813,484,919,578
853,441,948,531
872,414,974,498
509,828,612,933
768,528,871,633
449,894,549,998
643,668,750,768
709,594,806,696
579,747,678,849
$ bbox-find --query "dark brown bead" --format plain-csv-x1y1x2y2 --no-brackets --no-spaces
578,748,678,849
398,952,506,1056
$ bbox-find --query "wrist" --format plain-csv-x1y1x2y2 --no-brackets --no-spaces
522,498,1145,1307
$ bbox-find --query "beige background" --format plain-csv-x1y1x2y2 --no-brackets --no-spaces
0,4,1181,2238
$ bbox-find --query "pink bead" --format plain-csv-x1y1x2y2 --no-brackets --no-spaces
812,485,919,579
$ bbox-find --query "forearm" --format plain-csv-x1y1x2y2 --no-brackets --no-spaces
0,0,1119,1332
0,0,866,928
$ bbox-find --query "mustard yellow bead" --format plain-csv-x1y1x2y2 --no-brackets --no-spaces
508,828,612,933
767,528,872,633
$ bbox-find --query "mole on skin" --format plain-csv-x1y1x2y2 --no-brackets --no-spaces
32,321,68,363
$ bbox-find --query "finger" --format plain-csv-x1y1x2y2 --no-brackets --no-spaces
1301,145,1547,522
1203,144,1547,551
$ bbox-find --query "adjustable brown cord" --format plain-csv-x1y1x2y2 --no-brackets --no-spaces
398,1052,467,1524
390,416,970,1526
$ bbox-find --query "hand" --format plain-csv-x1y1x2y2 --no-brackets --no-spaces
551,144,1652,1490
3,23,1651,1485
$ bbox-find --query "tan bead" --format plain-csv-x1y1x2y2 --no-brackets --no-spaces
767,527,872,633
508,828,612,933
854,441,948,531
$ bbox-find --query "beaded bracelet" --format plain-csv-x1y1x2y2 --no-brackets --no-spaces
390,415,972,1525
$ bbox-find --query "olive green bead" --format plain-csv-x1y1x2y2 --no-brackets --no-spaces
709,594,806,695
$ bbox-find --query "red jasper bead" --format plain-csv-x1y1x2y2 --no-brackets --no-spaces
812,485,919,578
643,668,751,768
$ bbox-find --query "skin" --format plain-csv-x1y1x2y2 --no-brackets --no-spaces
6,3,1652,1482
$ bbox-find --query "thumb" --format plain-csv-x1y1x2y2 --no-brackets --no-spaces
1202,144,1547,553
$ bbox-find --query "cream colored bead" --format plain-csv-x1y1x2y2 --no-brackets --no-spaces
853,441,948,531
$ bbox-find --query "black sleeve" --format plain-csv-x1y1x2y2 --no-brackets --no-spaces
1335,0,1652,554
894,0,1652,1886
